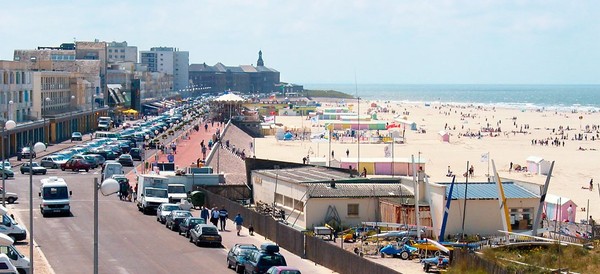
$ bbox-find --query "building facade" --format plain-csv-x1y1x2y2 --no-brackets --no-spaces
0,61,33,123
140,47,189,92
189,51,280,94
107,41,138,63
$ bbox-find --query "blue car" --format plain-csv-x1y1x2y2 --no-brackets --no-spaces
421,255,449,273
227,244,258,273
380,242,418,260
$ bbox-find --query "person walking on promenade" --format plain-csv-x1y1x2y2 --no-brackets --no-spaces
346,148,350,157
210,207,219,226
234,213,244,236
219,206,229,231
200,206,209,224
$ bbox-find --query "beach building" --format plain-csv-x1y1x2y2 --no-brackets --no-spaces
438,130,450,142
525,156,552,175
544,193,577,222
426,181,540,239
338,157,426,176
251,166,412,229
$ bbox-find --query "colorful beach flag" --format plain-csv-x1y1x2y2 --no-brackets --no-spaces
265,116,275,124
480,152,489,162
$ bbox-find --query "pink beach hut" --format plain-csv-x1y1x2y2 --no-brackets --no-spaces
544,193,577,222
438,131,450,143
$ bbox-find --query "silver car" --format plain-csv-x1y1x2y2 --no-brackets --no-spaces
156,203,180,224
40,155,68,169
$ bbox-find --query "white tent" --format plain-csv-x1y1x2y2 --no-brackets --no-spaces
214,93,244,102
526,156,552,175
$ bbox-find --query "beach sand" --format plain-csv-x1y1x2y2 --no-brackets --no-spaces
254,99,600,223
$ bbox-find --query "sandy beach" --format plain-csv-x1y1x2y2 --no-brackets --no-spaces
254,99,600,223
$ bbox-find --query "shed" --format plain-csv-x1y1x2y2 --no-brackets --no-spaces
526,156,552,175
438,131,450,143
544,194,577,222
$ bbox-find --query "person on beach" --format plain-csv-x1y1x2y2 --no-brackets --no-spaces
590,179,594,191
346,149,349,157
234,213,244,236
468,165,474,177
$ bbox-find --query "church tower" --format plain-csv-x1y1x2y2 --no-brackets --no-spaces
257,50,264,67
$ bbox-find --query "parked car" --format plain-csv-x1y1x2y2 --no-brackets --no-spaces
20,162,47,175
87,150,117,160
71,132,83,141
86,154,106,166
266,266,301,274
243,244,287,274
40,155,69,169
129,148,142,161
19,147,36,159
0,167,14,179
0,188,18,204
117,154,134,167
1,160,11,171
227,244,258,273
60,159,91,172
71,155,99,169
156,203,180,224
110,174,129,185
178,217,206,238
189,224,222,247
165,210,193,231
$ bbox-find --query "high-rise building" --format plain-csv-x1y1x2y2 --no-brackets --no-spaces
107,41,138,63
140,47,189,92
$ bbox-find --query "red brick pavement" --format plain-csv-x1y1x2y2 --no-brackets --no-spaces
126,121,221,184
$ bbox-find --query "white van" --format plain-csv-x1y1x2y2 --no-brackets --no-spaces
0,254,17,274
39,177,72,217
94,131,119,139
0,207,26,242
102,161,123,181
0,233,30,274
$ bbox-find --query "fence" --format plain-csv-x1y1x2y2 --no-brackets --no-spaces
203,189,401,274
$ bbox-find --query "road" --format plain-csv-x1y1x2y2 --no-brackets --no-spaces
4,141,334,273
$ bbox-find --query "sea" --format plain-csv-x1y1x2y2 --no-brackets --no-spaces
303,84,600,112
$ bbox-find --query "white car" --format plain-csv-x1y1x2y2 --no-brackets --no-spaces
0,188,18,204
156,203,180,224
1,161,10,171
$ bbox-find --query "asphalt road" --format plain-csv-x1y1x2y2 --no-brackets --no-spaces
4,145,334,274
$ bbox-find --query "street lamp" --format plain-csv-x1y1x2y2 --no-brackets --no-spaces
1,119,15,206
70,95,76,132
43,97,51,145
29,141,46,274
93,178,119,274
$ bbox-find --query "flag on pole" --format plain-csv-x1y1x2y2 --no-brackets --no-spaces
481,152,489,162
264,116,275,124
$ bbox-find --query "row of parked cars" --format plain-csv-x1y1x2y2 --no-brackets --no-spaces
154,203,299,274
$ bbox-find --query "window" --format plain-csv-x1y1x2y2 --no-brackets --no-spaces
108,49,113,52
348,204,359,216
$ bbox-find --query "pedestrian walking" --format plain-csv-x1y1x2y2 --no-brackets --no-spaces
200,206,209,224
346,148,349,157
210,207,219,226
219,206,228,231
234,213,244,236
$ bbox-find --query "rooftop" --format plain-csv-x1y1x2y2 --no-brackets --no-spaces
440,182,539,200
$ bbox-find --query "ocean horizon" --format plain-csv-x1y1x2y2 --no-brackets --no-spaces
303,84,600,112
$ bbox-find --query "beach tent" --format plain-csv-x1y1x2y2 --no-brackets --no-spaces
544,194,577,222
526,156,551,175
438,131,450,142
283,132,294,140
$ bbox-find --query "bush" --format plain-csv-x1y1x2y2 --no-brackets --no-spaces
189,191,205,207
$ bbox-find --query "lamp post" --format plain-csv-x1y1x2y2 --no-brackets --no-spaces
29,141,46,274
91,92,103,132
93,178,119,274
1,119,16,206
43,97,51,145
70,95,76,132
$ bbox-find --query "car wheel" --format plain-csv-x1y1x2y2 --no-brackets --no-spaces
166,222,169,229
178,230,181,235
195,240,200,246
86,168,89,172
186,231,190,238
73,168,77,172
7,197,15,204
42,171,47,175
235,264,242,274
1,174,6,179
400,251,410,260
21,171,25,174
61,167,65,171
53,164,58,169
189,236,193,243
171,225,176,231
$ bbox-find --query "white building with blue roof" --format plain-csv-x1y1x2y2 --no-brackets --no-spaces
428,181,540,239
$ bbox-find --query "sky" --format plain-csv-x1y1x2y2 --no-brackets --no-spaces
1,0,599,85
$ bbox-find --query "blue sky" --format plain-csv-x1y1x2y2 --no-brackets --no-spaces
1,0,598,84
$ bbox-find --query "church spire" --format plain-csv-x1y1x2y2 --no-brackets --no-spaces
257,50,264,66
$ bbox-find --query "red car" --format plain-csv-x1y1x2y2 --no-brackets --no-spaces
61,159,91,172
